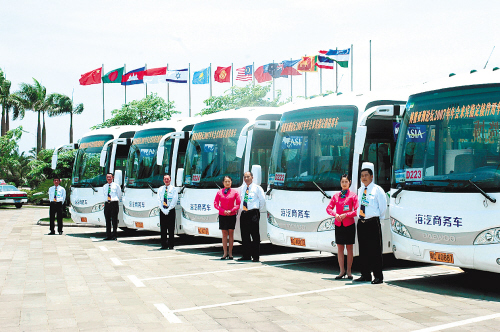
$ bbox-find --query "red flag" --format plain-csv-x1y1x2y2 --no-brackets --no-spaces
144,67,167,76
214,66,231,83
254,66,272,83
79,67,102,85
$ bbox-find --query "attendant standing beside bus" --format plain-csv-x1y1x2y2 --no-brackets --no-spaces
48,178,66,235
157,174,178,250
214,176,241,260
103,173,122,240
326,174,358,279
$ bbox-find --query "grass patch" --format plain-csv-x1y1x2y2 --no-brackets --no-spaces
39,217,74,223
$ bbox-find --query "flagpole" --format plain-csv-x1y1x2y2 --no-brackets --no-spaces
272,60,275,101
252,62,255,86
369,40,372,91
124,64,127,104
290,58,293,102
189,63,191,117
210,63,212,98
102,64,105,122
167,63,170,105
231,62,234,95
351,44,354,92
304,54,307,98
335,47,338,93
145,63,147,97
320,67,323,95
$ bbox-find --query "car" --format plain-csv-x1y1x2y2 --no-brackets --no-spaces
0,181,28,208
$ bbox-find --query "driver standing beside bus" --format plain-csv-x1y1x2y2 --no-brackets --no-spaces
103,173,122,240
355,168,387,284
157,174,178,249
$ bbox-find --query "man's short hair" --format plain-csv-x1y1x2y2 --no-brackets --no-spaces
106,172,114,177
164,174,171,178
360,168,373,176
244,171,253,177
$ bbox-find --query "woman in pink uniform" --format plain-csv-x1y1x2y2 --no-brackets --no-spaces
326,174,359,279
214,176,241,260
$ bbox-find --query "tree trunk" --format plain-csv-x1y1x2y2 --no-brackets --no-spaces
6,109,9,132
37,111,41,154
42,112,46,150
69,112,73,143
1,106,5,136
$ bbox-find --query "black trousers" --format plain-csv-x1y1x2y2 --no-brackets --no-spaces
240,209,260,259
357,216,384,279
160,209,176,248
104,201,119,238
49,202,63,233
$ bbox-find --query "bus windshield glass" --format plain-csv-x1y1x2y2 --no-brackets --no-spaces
72,134,113,187
125,128,175,188
393,84,500,192
184,119,248,188
269,106,357,191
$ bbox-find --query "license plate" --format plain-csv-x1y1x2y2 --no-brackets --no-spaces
135,222,144,228
198,227,209,235
430,251,454,264
81,217,87,222
290,237,306,247
14,199,21,203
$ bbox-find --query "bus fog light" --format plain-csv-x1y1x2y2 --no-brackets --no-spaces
390,217,411,239
91,203,104,213
497,258,500,265
392,245,397,252
149,207,160,217
474,227,500,245
331,241,336,247
267,212,279,228
318,218,335,232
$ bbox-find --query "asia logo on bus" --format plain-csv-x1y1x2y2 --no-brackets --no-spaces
281,136,307,149
406,124,427,142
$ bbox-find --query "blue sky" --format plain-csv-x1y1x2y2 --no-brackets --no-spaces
2,0,500,152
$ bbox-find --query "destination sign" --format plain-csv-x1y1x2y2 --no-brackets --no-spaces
79,140,106,149
409,102,500,124
192,129,238,140
280,117,339,133
133,135,163,145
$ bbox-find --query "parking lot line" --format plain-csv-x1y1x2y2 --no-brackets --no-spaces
121,254,189,262
99,246,108,251
110,258,123,265
128,275,146,288
411,313,500,332
155,303,182,323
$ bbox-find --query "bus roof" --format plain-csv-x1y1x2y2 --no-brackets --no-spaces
79,124,140,141
130,117,200,136
190,106,286,126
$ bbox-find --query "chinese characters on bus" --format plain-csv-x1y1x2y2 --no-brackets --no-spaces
281,208,311,219
190,204,212,211
409,102,500,124
133,135,164,145
80,140,106,149
281,117,339,133
192,129,238,140
415,214,463,228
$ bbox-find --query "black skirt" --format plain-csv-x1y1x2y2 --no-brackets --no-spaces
218,215,236,230
335,223,356,245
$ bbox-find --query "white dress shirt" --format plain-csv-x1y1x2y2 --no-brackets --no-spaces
157,184,179,215
357,181,387,219
48,185,66,203
103,182,122,202
239,182,266,212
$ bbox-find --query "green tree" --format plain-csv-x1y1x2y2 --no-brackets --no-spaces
0,69,20,136
47,93,84,143
0,127,24,185
198,83,287,116
26,148,54,189
92,93,178,129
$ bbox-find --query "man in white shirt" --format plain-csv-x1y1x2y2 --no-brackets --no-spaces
48,178,66,235
238,171,266,262
157,174,178,249
355,168,387,284
103,173,122,240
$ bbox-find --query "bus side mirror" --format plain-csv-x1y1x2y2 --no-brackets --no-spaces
51,151,58,170
100,149,107,167
157,145,164,166
354,126,367,155
236,136,246,158
114,170,123,186
176,168,184,187
251,165,262,186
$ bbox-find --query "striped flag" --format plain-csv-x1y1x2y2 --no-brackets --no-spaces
316,56,335,69
236,65,253,81
319,49,350,68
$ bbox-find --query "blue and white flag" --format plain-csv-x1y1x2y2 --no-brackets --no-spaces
166,69,188,83
192,67,210,84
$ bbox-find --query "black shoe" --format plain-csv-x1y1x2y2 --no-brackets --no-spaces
237,257,251,261
103,237,112,241
168,247,174,250
252,258,259,262
159,247,168,250
354,276,372,282
347,275,353,280
59,231,63,235
221,255,228,260
335,272,346,280
371,278,383,284
48,231,56,235
228,256,233,260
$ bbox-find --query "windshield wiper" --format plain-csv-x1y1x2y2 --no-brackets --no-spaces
83,182,98,192
147,183,157,194
468,179,496,203
213,181,221,189
312,181,331,200
424,176,496,203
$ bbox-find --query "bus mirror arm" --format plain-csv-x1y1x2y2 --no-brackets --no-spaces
266,187,273,196
392,187,404,199
312,181,331,200
469,179,496,203
147,183,157,195
178,186,185,195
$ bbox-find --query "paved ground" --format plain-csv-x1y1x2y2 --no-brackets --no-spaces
0,206,499,331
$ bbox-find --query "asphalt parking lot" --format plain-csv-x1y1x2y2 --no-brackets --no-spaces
0,206,499,331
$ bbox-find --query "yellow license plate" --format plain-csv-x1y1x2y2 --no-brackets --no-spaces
135,222,144,228
430,251,454,264
81,217,87,222
290,237,306,247
198,227,209,235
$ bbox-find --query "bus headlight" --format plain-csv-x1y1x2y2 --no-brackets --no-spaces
317,218,335,232
182,208,189,220
390,217,411,239
91,203,104,213
149,207,160,217
474,227,500,245
267,212,279,227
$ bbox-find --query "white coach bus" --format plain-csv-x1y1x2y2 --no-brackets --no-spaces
122,117,198,232
265,91,408,255
390,69,500,273
178,107,284,241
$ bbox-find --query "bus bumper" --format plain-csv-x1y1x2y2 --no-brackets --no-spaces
267,223,337,253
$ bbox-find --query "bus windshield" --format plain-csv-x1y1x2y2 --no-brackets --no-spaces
184,118,248,188
269,106,357,191
125,128,175,188
72,134,113,187
393,84,500,192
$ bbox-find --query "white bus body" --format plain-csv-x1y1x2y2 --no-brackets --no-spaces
390,70,500,273
122,118,198,232
266,91,408,255
179,107,283,241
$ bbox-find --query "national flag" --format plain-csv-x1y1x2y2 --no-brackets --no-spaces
121,67,145,86
166,69,188,83
236,65,253,82
319,48,350,68
102,67,125,84
316,56,335,69
214,66,231,83
280,60,302,76
79,67,102,85
143,66,168,84
253,65,272,83
263,63,286,78
297,56,318,72
192,67,210,84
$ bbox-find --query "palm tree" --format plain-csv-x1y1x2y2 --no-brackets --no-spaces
48,93,84,143
14,78,54,153
0,75,20,136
